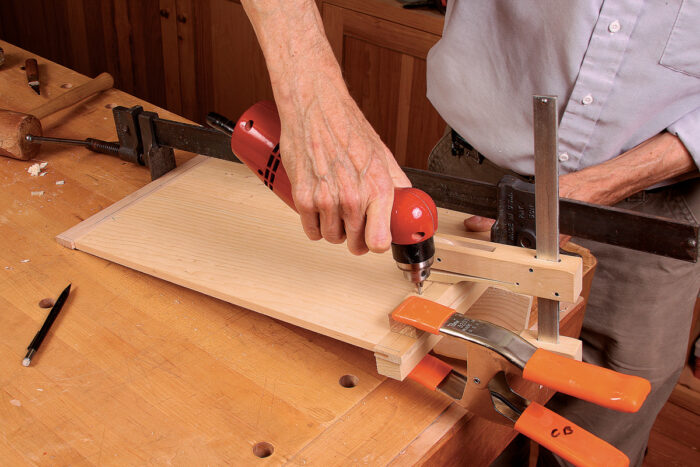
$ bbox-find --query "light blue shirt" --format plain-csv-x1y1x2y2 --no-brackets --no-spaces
426,0,700,180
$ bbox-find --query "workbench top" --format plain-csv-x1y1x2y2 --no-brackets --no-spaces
0,40,591,465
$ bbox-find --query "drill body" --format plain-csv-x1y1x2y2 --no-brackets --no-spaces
226,101,438,293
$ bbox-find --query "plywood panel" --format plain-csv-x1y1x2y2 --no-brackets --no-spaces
58,157,478,359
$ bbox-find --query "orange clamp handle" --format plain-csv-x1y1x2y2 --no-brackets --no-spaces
407,354,453,390
515,402,629,467
523,349,651,413
391,296,455,334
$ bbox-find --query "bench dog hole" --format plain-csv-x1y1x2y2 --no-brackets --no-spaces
39,298,55,308
339,374,359,388
253,441,274,458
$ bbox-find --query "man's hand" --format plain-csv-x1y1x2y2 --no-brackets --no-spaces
242,0,410,255
278,82,410,255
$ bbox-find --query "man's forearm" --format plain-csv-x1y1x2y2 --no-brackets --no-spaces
240,1,347,108
241,1,411,254
559,132,698,205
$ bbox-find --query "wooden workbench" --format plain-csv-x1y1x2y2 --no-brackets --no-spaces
0,41,592,465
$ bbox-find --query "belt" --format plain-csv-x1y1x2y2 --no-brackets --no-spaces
450,129,535,182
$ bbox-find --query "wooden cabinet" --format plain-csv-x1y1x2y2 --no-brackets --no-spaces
159,0,448,169
157,0,275,125
0,0,170,110
0,0,446,168
323,0,446,168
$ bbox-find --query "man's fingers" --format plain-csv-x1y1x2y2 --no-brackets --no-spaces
341,192,370,255
364,195,392,253
344,220,369,255
464,215,495,232
318,199,346,244
299,210,322,241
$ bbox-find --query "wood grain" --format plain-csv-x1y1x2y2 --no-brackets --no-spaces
57,156,493,369
1,40,597,466
0,40,445,465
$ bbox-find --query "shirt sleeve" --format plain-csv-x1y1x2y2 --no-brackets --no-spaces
667,106,700,170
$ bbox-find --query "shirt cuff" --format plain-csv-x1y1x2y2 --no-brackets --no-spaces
667,106,700,170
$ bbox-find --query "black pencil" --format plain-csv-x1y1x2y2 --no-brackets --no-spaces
22,284,71,367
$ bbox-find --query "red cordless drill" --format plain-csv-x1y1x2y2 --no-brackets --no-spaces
209,101,438,293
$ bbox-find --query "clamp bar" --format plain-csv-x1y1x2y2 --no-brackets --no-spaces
533,95,560,343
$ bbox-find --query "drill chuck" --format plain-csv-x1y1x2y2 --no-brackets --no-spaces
226,102,441,292
390,187,439,293
392,238,435,284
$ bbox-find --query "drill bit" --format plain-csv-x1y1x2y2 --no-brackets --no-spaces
416,281,424,295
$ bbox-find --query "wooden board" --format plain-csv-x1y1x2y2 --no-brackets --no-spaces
2,40,595,466
57,155,488,372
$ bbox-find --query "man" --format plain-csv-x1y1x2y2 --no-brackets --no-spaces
241,1,700,465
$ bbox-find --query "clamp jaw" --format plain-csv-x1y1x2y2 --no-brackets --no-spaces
392,296,651,467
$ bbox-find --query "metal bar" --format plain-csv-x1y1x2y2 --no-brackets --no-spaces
533,95,560,343
560,198,698,261
152,117,240,163
25,135,91,146
440,314,538,369
402,167,499,219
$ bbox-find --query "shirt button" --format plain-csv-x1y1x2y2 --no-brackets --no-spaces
608,20,621,33
559,153,570,162
582,94,594,105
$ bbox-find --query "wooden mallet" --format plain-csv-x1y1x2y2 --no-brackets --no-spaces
0,72,114,160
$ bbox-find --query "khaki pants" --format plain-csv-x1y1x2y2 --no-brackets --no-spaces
428,131,700,467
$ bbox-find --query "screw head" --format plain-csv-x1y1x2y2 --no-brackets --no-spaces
473,377,481,385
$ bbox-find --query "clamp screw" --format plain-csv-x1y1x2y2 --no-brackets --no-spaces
472,377,481,385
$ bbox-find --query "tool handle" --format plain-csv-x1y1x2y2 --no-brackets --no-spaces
515,402,628,467
522,348,650,413
25,58,39,83
408,354,453,390
30,72,114,120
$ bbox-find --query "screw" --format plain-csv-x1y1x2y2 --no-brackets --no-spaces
688,238,697,248
473,377,481,385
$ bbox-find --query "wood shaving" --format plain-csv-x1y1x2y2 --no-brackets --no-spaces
31,191,44,196
56,180,65,185
27,164,41,176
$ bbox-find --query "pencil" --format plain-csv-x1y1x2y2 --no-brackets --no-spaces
22,284,71,366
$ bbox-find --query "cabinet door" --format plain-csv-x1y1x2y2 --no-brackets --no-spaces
163,0,274,124
322,4,446,169
0,0,168,110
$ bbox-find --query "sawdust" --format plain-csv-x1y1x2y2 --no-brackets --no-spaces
27,162,48,177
